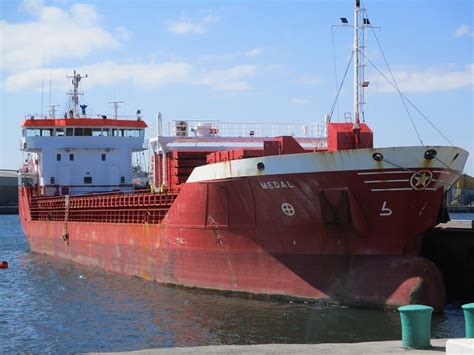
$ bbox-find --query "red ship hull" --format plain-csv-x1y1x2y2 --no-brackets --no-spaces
19,160,461,310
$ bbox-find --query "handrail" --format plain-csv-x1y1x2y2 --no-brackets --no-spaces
161,120,327,138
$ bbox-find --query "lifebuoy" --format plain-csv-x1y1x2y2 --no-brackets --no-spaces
0,261,8,269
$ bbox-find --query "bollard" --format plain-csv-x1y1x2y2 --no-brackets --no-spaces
462,303,474,338
398,305,433,349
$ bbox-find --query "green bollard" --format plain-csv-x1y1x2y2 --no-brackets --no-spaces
398,305,433,349
462,303,474,338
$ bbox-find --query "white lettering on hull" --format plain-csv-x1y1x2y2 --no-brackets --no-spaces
260,180,295,190
379,201,393,216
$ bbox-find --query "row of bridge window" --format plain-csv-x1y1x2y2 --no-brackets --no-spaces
48,176,126,185
56,154,107,161
26,128,143,137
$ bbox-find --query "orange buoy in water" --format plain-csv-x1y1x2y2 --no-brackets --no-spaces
0,261,8,269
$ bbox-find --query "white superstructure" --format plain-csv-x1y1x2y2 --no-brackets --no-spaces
20,72,147,196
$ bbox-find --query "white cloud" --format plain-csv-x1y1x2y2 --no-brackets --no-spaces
297,75,320,85
195,64,257,91
378,64,474,93
168,21,205,35
264,64,286,72
454,24,474,37
0,1,126,71
4,62,191,91
244,48,263,57
4,62,257,93
290,98,309,105
20,0,43,14
167,14,219,35
90,62,192,88
199,48,263,64
115,26,131,41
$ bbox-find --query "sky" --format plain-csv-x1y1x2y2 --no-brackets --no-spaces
0,0,473,174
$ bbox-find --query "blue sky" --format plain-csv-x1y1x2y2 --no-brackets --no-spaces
1,0,472,174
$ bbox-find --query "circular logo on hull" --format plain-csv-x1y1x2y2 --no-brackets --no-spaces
281,203,295,216
410,170,433,190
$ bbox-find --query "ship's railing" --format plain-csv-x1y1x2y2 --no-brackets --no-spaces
24,112,143,121
161,120,327,138
29,188,179,224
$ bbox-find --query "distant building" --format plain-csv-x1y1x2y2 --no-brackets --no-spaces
0,169,18,214
447,174,474,207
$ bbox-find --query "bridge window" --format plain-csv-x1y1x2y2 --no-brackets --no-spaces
92,128,102,137
102,128,110,136
84,128,92,136
69,154,74,161
26,129,41,137
124,129,135,137
56,154,61,161
41,129,53,136
50,177,55,184
66,128,73,136
56,128,64,136
123,129,142,137
74,128,83,136
101,154,106,161
84,176,92,184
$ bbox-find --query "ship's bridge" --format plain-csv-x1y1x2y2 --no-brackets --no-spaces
20,117,148,196
21,117,147,151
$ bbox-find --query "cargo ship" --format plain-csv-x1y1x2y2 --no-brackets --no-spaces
18,1,468,309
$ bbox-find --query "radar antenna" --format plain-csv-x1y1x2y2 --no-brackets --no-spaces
66,70,88,118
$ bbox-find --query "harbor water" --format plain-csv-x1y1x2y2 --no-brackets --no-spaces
0,214,471,353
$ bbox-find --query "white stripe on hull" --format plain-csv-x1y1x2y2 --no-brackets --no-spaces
364,179,409,183
187,146,468,183
370,188,413,192
357,171,412,175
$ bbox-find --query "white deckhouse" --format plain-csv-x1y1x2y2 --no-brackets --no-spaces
20,71,147,196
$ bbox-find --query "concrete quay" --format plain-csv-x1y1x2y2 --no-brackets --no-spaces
96,338,459,354
422,220,474,300
436,220,473,229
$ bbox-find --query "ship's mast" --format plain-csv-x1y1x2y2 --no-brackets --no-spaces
47,104,60,118
109,100,124,119
66,70,87,118
353,0,367,127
